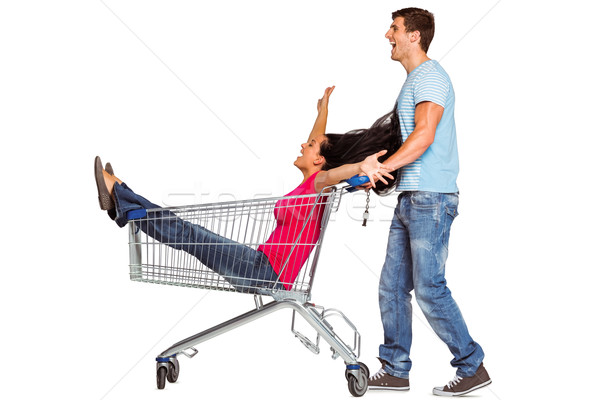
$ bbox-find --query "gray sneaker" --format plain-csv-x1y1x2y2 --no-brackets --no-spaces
433,363,491,396
368,360,409,391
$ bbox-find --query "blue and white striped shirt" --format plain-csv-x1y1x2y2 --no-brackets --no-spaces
396,60,459,193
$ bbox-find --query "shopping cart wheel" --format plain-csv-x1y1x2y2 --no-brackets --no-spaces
346,364,369,397
157,366,167,390
167,358,179,383
345,362,369,382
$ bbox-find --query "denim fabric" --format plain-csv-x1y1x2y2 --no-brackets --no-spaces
378,191,484,379
113,182,283,291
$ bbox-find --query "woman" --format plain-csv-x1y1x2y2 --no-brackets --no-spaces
95,87,400,291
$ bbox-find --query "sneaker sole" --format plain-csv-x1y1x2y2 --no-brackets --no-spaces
368,386,410,391
94,156,115,211
432,379,491,396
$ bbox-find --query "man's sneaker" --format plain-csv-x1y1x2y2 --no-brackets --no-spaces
368,360,409,391
432,363,491,396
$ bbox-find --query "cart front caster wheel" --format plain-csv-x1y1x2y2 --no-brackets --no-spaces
167,358,180,383
347,364,369,397
157,366,167,390
345,362,370,382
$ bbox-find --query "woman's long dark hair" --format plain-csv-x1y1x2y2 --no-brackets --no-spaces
320,105,402,195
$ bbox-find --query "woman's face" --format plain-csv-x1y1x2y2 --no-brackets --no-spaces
293,135,326,170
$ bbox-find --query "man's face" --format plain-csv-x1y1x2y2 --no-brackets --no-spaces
385,17,410,62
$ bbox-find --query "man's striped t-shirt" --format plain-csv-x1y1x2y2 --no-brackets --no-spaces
396,60,459,193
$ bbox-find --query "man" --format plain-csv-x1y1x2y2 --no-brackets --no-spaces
366,8,491,396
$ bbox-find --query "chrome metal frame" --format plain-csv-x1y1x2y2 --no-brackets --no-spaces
126,184,366,393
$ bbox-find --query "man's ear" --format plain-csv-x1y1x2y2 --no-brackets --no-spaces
410,30,421,45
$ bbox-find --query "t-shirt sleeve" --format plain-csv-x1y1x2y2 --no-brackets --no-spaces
413,70,450,108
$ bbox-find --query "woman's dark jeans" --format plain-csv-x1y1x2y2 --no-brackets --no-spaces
113,182,283,291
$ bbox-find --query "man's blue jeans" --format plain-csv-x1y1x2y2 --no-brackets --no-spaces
379,191,484,379
113,182,282,291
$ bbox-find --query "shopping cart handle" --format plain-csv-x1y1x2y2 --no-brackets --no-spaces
345,175,370,192
346,175,370,187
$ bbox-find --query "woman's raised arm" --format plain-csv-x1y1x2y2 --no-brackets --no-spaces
306,86,335,144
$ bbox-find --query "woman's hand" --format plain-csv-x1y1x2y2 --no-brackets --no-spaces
359,150,395,188
317,86,335,113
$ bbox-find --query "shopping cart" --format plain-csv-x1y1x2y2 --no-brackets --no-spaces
126,178,371,396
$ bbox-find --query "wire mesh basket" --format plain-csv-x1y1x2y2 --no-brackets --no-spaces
128,188,341,300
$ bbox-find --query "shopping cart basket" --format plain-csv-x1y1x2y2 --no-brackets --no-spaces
127,180,371,396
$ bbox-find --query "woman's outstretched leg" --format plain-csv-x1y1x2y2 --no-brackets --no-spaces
95,158,280,290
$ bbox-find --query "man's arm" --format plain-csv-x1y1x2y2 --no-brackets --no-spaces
382,101,444,172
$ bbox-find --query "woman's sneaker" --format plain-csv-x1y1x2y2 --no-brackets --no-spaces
432,363,491,396
367,360,409,391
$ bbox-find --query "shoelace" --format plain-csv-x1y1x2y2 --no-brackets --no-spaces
447,375,463,388
369,368,386,381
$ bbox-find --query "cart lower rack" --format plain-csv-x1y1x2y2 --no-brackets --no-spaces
127,184,369,396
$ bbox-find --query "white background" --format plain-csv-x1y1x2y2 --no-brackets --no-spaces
1,1,599,399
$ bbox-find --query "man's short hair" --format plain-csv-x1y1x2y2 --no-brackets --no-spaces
392,8,435,53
